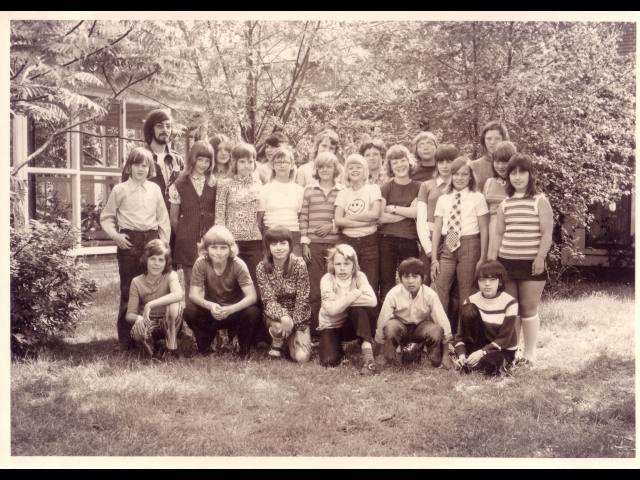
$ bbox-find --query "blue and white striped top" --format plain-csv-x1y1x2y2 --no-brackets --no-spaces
498,193,544,260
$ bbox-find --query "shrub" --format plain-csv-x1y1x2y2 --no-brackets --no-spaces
10,220,97,358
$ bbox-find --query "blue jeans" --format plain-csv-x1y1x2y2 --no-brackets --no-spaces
379,235,420,303
116,229,160,343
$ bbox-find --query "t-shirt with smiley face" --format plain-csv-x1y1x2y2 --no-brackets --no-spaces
334,184,382,238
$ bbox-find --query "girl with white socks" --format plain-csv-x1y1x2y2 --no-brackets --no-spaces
489,153,552,366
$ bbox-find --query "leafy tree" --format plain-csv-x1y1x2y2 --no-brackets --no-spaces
362,21,636,268
167,20,373,158
10,20,178,225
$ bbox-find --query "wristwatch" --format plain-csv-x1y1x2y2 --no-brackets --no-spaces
392,205,397,215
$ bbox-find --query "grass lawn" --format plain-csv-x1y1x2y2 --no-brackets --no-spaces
10,280,635,459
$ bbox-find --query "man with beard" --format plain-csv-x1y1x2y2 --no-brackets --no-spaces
123,109,184,263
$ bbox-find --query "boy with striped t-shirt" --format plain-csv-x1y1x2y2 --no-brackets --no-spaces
300,152,346,336
454,260,518,376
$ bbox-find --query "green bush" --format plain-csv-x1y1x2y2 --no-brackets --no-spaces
10,220,97,358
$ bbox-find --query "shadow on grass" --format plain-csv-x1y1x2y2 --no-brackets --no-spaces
11,346,636,457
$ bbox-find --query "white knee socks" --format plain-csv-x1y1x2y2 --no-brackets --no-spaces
269,326,285,348
521,315,540,361
361,341,374,363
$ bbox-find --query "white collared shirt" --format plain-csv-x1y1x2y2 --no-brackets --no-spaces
434,187,488,236
375,283,452,345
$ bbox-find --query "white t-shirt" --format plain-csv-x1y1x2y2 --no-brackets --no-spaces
434,187,489,236
334,184,382,238
258,180,304,231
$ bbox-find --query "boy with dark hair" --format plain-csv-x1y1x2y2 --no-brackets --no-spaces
256,132,290,185
375,258,453,368
358,138,389,186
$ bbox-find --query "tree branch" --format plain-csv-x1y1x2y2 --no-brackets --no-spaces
75,131,146,142
11,114,104,176
113,69,158,98
64,21,84,37
88,20,97,38
82,149,104,165
11,94,50,104
102,64,117,94
10,62,26,81
28,25,135,82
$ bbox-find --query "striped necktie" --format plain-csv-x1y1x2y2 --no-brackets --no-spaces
445,192,462,252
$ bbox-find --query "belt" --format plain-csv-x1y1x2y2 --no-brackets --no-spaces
119,228,158,234
460,233,480,240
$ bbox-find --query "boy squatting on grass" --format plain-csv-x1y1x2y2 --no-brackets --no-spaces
127,239,184,359
375,258,454,369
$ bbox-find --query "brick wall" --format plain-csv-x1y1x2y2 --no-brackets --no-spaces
78,253,119,283
617,23,636,56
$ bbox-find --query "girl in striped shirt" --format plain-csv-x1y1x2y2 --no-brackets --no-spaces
454,260,518,375
489,154,553,367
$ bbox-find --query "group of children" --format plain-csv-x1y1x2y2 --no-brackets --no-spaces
100,111,552,376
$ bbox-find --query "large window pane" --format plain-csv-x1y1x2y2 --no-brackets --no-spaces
30,174,72,225
32,120,68,169
80,175,120,246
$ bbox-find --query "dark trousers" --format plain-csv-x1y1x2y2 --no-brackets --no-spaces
379,235,420,303
116,229,160,343
237,240,263,293
184,304,261,355
319,307,375,367
382,319,443,363
307,242,337,336
458,303,515,375
340,232,379,300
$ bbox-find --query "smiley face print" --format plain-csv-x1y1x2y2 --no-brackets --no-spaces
347,199,365,214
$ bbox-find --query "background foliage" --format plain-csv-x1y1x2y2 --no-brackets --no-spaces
10,221,97,357
10,19,636,269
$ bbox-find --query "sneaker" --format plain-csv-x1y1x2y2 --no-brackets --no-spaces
360,359,376,376
268,345,283,358
401,343,421,364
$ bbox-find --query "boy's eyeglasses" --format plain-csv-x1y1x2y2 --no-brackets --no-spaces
273,161,291,166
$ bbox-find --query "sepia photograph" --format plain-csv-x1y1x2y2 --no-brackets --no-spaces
4,11,637,468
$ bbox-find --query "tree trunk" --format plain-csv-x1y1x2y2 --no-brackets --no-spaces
242,21,257,143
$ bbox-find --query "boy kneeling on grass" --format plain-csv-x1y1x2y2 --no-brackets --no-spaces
184,226,261,357
453,260,518,376
375,258,453,368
